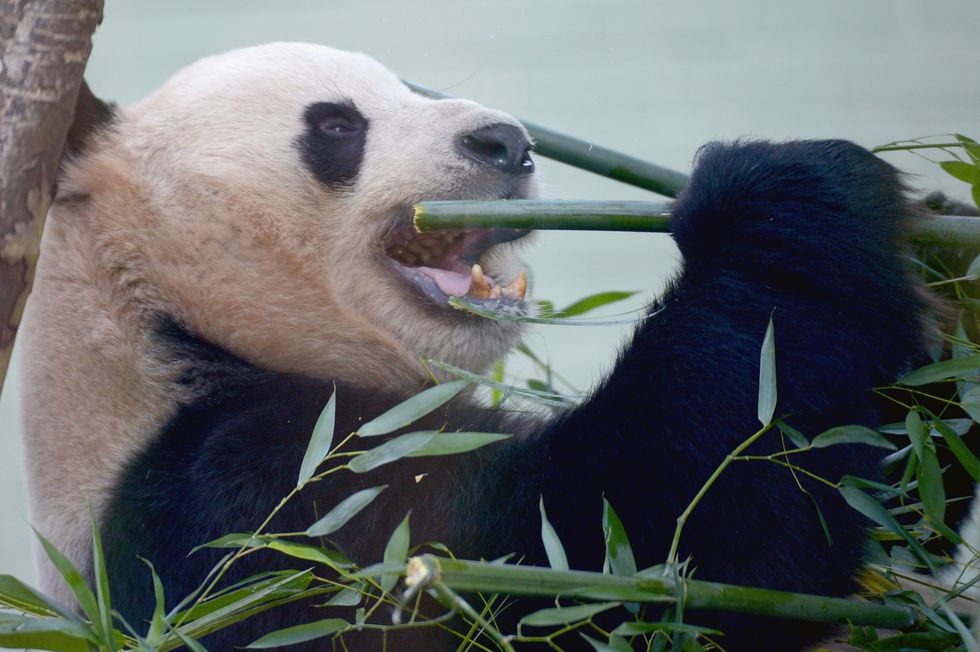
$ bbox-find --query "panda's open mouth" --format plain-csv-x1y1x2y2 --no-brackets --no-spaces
385,225,529,307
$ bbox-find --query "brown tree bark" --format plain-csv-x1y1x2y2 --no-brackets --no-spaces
0,0,103,392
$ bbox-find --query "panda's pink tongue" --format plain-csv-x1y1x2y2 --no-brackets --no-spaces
417,266,472,297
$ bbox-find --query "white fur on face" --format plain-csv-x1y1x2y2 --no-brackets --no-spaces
124,42,538,383
21,43,537,601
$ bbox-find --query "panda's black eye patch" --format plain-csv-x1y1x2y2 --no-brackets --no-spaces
299,101,369,188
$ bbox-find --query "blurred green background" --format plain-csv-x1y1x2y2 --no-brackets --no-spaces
2,0,978,585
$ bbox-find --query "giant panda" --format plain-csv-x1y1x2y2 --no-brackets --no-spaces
20,42,929,651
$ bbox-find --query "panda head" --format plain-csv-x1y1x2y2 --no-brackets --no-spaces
57,43,538,387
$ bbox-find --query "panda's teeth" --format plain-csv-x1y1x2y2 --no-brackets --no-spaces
502,271,528,300
470,264,492,299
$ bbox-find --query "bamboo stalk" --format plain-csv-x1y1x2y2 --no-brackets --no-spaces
414,200,671,233
405,82,688,198
414,200,980,248
412,555,920,631
910,214,980,248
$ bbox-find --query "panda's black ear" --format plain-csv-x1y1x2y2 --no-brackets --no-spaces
62,79,115,164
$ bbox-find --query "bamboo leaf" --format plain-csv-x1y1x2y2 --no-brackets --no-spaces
140,559,167,646
191,533,265,555
961,386,980,422
838,486,935,573
32,529,100,628
0,575,75,619
306,486,388,537
932,418,980,482
810,425,896,450
758,317,777,426
264,541,352,570
937,600,978,652
172,572,310,624
973,184,980,210
539,497,569,571
838,475,909,499
939,160,980,185
966,253,980,281
358,380,469,437
520,602,620,627
806,492,834,547
88,505,115,650
246,618,349,648
915,445,959,543
170,628,208,652
0,614,95,651
406,432,511,457
897,355,980,386
298,390,337,487
381,514,411,593
905,411,927,461
322,588,362,607
175,571,313,642
879,417,972,437
555,291,638,318
527,379,550,392
602,498,637,577
778,422,809,449
956,135,980,164
954,318,980,400
348,431,436,473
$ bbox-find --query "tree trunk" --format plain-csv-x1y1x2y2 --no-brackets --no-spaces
0,0,103,392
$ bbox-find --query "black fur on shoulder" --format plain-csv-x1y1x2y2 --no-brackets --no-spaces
100,140,928,651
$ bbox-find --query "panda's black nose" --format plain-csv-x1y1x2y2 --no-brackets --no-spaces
457,123,534,176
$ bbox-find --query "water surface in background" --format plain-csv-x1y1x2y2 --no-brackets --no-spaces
2,0,978,583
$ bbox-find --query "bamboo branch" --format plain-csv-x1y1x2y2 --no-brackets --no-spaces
0,0,104,392
409,555,921,631
415,200,671,233
415,200,980,248
405,82,689,198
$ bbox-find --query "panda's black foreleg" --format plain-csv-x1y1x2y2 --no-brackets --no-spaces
449,141,928,650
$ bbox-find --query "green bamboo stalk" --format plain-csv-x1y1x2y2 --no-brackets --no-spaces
910,214,980,248
405,82,688,198
414,200,980,248
414,200,671,232
410,555,920,631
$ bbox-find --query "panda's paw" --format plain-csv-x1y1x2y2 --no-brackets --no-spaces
669,139,914,276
